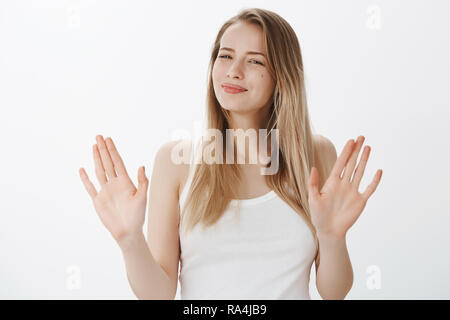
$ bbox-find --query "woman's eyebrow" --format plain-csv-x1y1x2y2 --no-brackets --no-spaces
219,47,266,58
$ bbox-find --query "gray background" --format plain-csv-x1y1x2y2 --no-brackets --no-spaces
0,0,449,299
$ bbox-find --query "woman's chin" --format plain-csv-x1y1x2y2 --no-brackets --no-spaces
221,105,251,113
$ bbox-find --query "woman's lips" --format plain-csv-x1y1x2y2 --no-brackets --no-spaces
222,86,247,94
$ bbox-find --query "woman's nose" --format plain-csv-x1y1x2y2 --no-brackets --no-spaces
226,61,244,79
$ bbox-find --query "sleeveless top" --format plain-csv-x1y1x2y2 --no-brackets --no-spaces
177,139,318,300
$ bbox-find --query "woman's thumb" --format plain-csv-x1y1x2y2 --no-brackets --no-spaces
137,166,149,197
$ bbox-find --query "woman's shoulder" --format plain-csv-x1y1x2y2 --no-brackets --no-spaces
313,133,337,163
154,139,193,195
312,134,338,189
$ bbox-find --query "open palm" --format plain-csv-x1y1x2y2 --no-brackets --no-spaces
308,136,382,239
79,135,149,244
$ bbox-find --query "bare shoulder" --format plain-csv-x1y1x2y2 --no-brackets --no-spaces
155,138,193,197
313,133,337,165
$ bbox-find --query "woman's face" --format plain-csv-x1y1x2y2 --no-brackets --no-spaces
212,21,275,115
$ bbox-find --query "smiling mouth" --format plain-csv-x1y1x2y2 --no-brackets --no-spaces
222,86,247,94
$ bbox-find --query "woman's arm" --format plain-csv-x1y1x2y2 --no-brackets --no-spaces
313,135,352,299
119,233,174,300
315,233,353,300
79,136,181,300
309,135,382,300
121,140,185,300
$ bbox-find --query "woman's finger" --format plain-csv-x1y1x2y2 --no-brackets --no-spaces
96,135,117,179
93,144,107,185
352,145,370,190
362,169,383,200
343,136,365,181
136,166,149,198
330,139,355,179
79,167,98,199
105,137,129,177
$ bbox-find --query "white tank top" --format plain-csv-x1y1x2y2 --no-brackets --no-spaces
178,139,318,300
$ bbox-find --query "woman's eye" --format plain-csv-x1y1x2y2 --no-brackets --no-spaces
218,55,263,66
250,59,263,65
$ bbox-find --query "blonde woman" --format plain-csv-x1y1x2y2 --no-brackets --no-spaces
79,8,382,300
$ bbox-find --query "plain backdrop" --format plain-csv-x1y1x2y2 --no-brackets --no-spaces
0,0,449,299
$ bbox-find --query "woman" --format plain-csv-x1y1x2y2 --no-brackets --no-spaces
79,8,382,300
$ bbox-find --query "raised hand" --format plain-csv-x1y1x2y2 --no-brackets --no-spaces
308,136,382,239
79,135,149,245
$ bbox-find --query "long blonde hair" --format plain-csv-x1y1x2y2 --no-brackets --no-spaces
180,8,319,246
